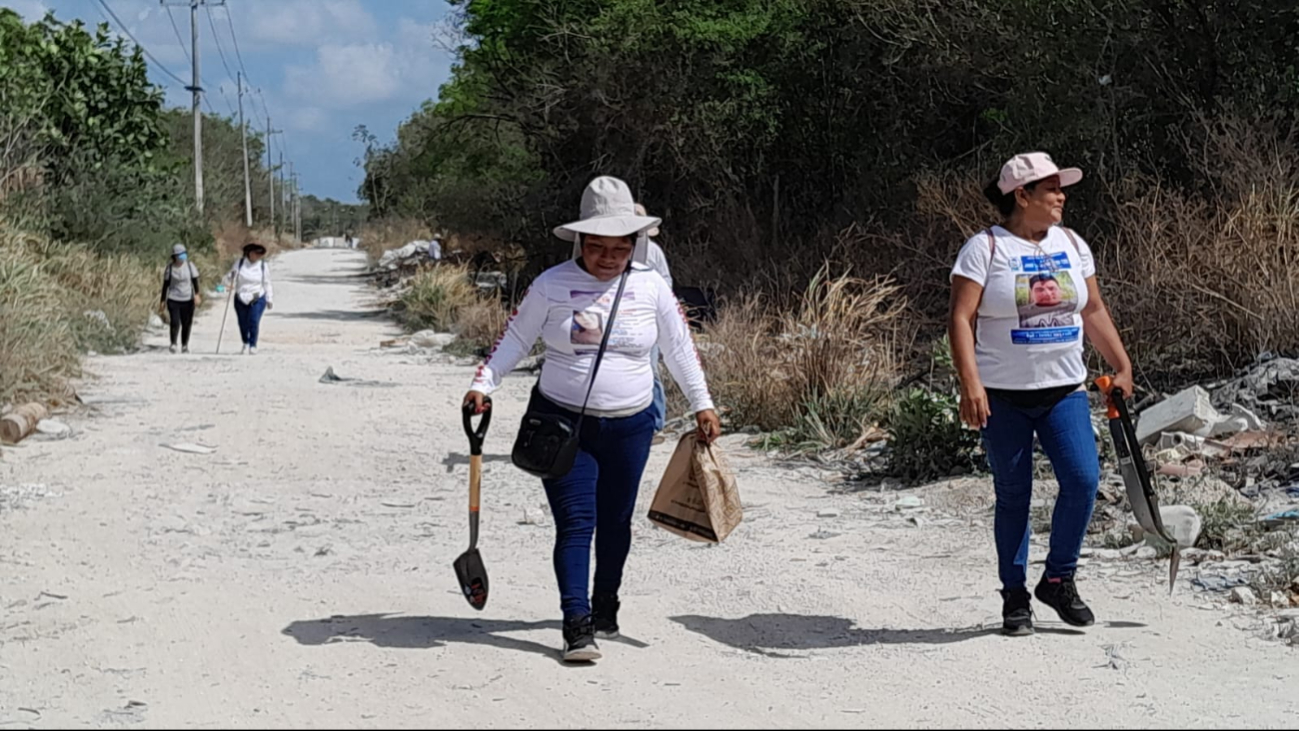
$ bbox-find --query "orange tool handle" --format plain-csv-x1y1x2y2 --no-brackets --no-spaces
1094,375,1120,419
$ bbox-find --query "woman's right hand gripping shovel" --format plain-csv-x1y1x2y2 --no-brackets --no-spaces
455,394,492,610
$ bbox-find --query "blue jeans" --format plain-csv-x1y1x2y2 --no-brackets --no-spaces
528,389,656,620
650,345,666,432
234,296,267,348
982,390,1100,591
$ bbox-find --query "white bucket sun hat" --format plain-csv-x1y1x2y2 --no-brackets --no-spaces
555,176,661,264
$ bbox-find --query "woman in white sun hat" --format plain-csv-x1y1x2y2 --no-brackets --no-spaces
464,175,719,663
949,152,1133,637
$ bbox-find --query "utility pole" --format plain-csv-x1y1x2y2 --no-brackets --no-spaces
238,72,252,227
265,116,281,235
292,171,302,243
278,149,286,240
163,0,226,215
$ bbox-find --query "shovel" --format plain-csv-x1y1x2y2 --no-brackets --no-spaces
455,396,492,610
1094,376,1181,594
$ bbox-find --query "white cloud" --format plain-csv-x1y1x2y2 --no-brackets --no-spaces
245,0,378,46
285,43,399,107
287,106,329,133
8,0,48,21
281,16,452,110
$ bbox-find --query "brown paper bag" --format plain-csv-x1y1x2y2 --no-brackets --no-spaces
647,432,742,542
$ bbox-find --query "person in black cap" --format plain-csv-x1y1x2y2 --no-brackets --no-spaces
225,242,274,355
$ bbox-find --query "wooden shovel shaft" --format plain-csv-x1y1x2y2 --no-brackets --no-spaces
469,453,482,549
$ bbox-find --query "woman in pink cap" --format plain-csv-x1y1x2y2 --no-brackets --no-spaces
948,152,1134,636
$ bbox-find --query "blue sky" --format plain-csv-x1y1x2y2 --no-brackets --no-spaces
8,0,458,202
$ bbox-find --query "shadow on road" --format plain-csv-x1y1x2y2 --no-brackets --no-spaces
285,614,560,658
284,613,653,664
442,451,515,474
670,613,1147,657
277,309,387,322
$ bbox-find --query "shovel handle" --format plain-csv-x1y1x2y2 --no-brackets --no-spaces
470,454,482,516
462,396,492,456
1093,375,1121,420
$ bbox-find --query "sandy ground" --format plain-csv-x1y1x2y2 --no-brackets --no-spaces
2,248,1297,730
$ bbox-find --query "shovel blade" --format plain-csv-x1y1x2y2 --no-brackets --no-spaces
453,548,489,610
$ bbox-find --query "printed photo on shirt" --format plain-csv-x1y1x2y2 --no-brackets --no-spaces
572,310,605,346
1012,271,1081,343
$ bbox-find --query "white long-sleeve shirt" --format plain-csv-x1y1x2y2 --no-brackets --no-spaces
227,258,273,306
645,239,672,290
470,260,714,416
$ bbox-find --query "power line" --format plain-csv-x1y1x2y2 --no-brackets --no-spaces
222,4,253,87
164,4,189,58
92,0,189,86
205,5,237,84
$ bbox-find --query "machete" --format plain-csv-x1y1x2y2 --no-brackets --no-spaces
1095,375,1181,594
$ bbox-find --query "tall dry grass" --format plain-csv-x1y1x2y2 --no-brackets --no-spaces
394,263,480,332
675,264,905,450
454,294,511,350
1094,120,1299,385
1,229,155,405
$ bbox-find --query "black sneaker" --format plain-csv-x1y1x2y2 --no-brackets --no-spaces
592,593,620,639
1000,588,1034,636
562,615,602,663
1035,575,1095,627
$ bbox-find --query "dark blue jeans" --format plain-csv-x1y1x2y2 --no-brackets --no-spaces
982,390,1100,591
233,296,267,348
528,389,656,620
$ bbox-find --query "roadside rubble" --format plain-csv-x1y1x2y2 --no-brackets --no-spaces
367,240,511,295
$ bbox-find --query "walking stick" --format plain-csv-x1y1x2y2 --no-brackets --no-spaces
215,279,235,354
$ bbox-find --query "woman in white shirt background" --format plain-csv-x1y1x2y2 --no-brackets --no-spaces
160,243,201,354
226,242,274,355
464,176,720,663
949,152,1134,637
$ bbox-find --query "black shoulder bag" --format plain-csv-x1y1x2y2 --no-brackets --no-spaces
511,267,631,480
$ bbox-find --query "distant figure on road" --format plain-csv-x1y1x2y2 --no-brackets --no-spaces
226,242,274,355
161,243,201,354
344,230,356,250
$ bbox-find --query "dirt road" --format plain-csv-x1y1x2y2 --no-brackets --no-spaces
2,248,1295,729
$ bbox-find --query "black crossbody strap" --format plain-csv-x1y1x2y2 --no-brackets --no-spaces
576,266,631,421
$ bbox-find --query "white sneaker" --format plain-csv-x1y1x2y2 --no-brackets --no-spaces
169,344,178,354
249,347,258,355
240,345,248,355
181,346,189,354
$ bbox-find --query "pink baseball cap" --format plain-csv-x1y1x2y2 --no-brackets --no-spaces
997,152,1083,194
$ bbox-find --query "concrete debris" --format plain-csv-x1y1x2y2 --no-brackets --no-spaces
1209,355,1299,421
1156,505,1202,549
1135,386,1222,444
411,331,457,349
894,496,924,511
1229,587,1258,606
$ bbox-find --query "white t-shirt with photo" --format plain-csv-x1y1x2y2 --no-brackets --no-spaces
950,225,1096,390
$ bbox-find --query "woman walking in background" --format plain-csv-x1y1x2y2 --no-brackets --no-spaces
161,244,201,354
464,176,720,663
949,152,1134,636
226,242,274,355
